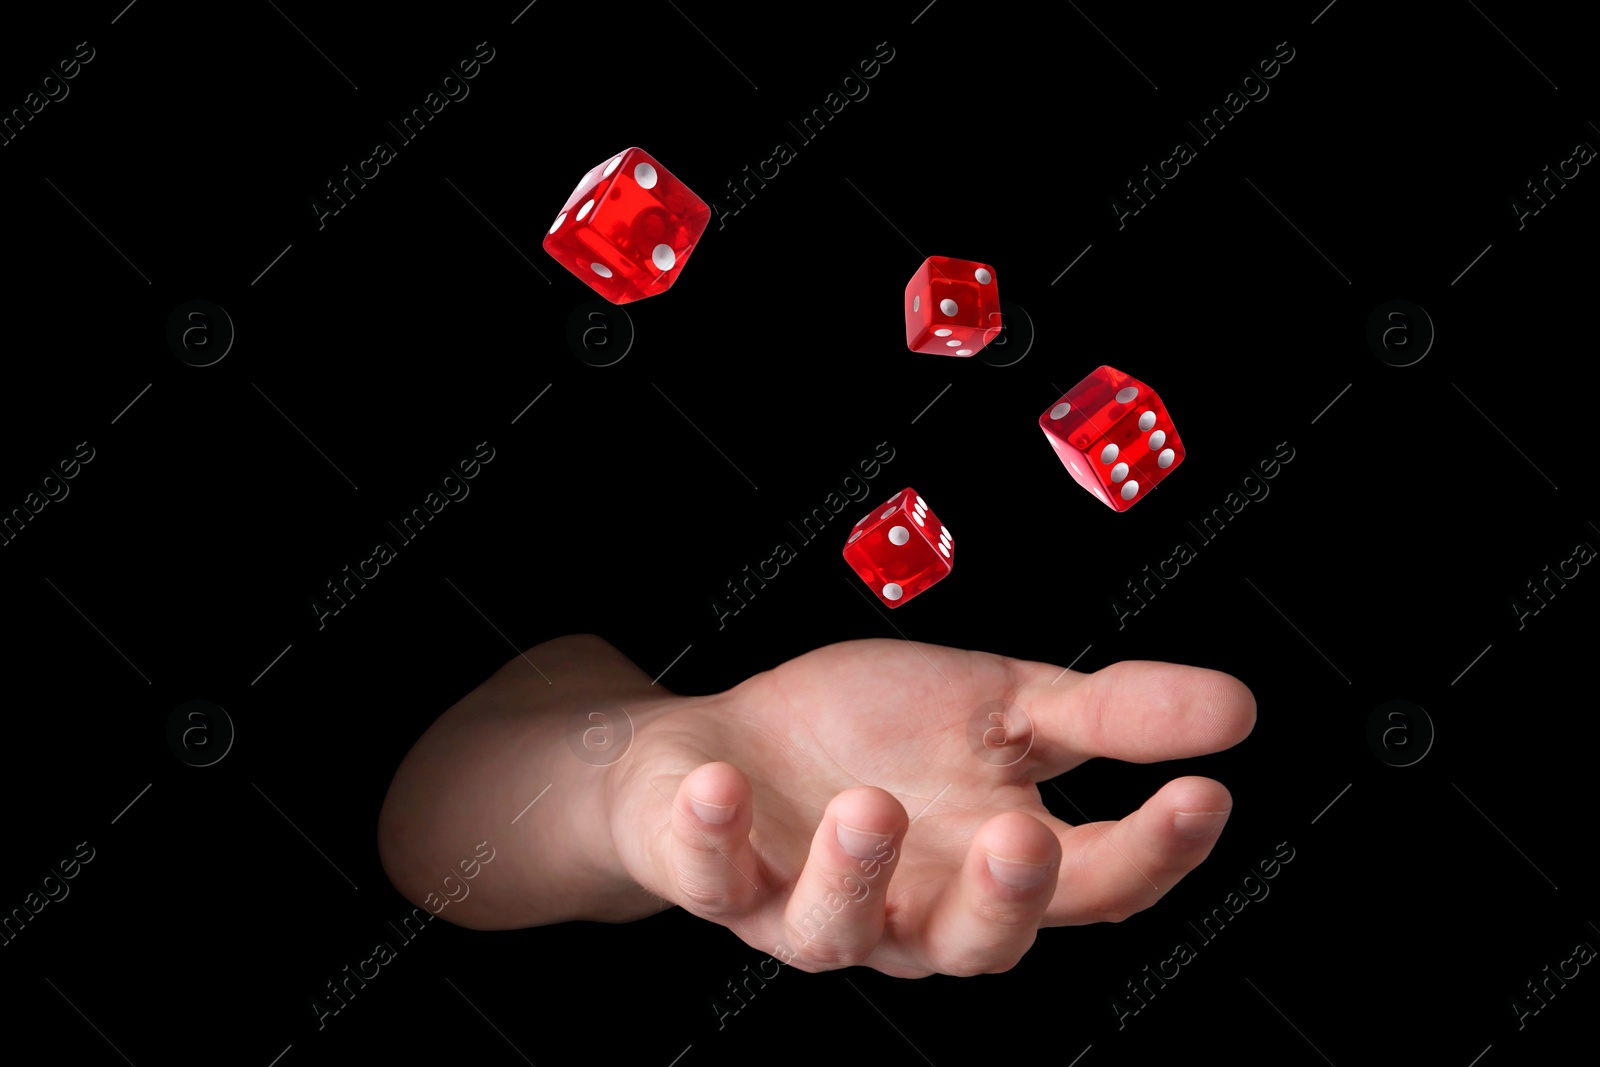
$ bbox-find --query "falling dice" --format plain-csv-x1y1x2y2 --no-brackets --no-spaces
542,147,710,304
1039,366,1185,511
904,256,1001,356
843,488,954,607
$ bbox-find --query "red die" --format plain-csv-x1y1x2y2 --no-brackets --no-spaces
542,147,710,304
1039,366,1185,511
904,256,1001,356
843,487,954,607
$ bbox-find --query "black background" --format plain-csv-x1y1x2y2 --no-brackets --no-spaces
2,1,1595,1064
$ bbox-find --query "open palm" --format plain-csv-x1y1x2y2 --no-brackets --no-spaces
608,637,1256,977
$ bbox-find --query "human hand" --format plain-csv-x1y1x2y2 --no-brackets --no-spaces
379,634,1255,978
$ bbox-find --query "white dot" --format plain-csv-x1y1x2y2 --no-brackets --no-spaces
1115,386,1139,404
1138,411,1156,432
1148,430,1167,450
940,298,958,316
913,295,920,313
880,506,897,519
1050,402,1071,420
889,525,910,545
1067,461,1081,474
974,268,992,284
1100,443,1119,464
652,244,676,271
1121,481,1140,501
856,513,871,526
848,529,862,543
883,583,903,601
915,495,927,508
934,328,953,337
946,340,962,347
940,543,950,557
940,527,951,542
956,349,972,355
913,513,924,525
887,491,904,503
1092,484,1108,501
1111,462,1129,483
549,212,566,234
1158,448,1176,468
576,198,596,221
634,162,658,188
602,155,623,177
590,262,613,277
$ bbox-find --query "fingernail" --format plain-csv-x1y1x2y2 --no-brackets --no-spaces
836,822,893,859
690,797,737,825
1173,810,1231,840
986,852,1052,888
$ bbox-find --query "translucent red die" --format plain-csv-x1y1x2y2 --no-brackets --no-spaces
542,147,710,304
904,256,1001,356
1039,366,1185,511
843,487,954,607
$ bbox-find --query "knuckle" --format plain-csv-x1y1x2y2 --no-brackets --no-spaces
972,897,1040,929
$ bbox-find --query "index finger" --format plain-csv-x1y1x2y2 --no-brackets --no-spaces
1004,658,1256,780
